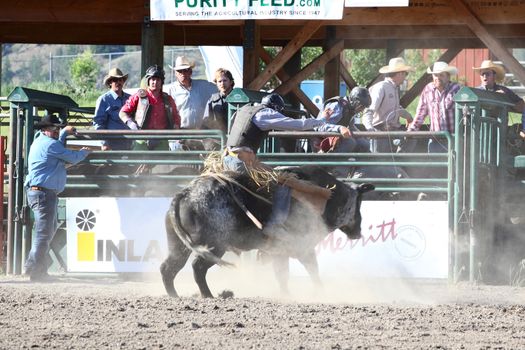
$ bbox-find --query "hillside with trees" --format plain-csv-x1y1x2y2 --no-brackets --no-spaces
2,44,437,110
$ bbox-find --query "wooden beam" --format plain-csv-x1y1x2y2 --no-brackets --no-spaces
340,54,357,90
243,20,260,87
0,0,146,23
323,26,340,100
275,40,345,96
400,48,462,108
337,24,525,40
450,0,525,85
258,46,319,116
141,19,164,77
248,20,322,90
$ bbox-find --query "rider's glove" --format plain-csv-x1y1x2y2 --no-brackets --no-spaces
126,120,138,130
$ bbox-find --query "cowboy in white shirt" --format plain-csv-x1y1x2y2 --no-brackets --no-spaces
363,57,414,153
167,56,217,129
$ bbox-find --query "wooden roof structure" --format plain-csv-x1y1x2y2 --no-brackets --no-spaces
2,0,525,115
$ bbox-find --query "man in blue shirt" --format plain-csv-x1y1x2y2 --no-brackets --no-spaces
318,86,372,177
93,68,132,150
24,115,91,281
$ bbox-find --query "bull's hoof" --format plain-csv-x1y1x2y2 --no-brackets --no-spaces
166,289,179,298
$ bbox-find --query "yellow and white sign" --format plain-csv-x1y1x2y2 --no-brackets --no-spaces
67,198,448,278
66,198,171,272
150,0,345,21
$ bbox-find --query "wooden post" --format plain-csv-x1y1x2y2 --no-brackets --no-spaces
243,20,259,88
323,26,341,100
141,16,164,77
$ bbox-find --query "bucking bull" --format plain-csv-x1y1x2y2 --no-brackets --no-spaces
160,165,374,298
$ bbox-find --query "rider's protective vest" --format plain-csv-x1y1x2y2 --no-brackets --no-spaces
323,96,356,128
134,89,175,129
226,104,267,153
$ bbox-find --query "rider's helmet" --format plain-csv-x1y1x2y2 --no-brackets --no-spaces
145,65,165,84
261,93,286,112
347,86,371,113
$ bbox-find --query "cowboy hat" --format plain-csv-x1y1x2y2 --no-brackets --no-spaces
169,56,195,71
35,114,66,130
427,61,458,75
473,60,505,83
103,68,128,87
379,57,414,74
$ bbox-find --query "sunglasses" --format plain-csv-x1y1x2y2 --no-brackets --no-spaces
176,68,192,74
109,77,125,84
480,71,495,77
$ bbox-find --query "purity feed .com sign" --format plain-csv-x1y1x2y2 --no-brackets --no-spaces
150,0,345,21
67,198,448,278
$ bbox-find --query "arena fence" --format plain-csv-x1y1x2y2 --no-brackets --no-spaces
4,86,522,283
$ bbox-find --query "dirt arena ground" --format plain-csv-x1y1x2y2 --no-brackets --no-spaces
1,263,524,350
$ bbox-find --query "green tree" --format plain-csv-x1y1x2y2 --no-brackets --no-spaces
70,50,98,96
301,47,323,80
345,49,386,87
1,56,15,91
27,55,46,82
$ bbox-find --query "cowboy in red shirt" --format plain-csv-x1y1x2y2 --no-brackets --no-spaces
120,65,181,150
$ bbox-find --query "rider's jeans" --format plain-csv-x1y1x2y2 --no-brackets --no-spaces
223,155,291,228
24,188,58,276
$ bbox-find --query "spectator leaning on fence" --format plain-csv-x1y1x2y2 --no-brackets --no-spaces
93,68,132,151
473,60,525,138
119,65,181,151
407,61,461,153
24,115,91,282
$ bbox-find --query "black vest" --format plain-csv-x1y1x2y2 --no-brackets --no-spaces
204,92,228,132
227,104,267,153
324,96,356,128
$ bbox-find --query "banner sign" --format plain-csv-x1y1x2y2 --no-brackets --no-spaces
150,0,345,21
345,0,409,6
66,198,448,278
291,201,448,278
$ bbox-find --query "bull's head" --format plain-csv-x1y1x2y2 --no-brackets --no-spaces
330,183,374,239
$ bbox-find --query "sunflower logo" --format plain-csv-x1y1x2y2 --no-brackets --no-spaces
76,209,96,231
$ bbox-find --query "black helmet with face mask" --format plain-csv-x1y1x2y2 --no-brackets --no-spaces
145,65,165,84
261,93,285,112
347,86,371,113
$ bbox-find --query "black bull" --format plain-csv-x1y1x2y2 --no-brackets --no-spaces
160,166,374,298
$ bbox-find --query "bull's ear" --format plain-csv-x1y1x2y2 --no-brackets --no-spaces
358,183,375,193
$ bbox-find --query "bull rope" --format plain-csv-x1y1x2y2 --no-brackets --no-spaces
206,173,265,230
200,151,298,229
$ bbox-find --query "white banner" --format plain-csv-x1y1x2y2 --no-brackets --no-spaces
345,0,408,6
291,201,448,278
66,198,448,278
66,198,171,273
150,0,344,21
